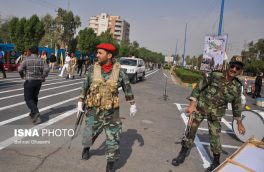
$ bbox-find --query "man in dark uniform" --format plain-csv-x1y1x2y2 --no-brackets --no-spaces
0,47,6,78
253,72,263,98
18,46,49,123
171,55,246,172
77,43,137,172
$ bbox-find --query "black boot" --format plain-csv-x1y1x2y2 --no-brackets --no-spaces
82,147,90,160
29,112,33,119
171,146,189,166
206,154,220,172
106,161,115,172
32,113,40,124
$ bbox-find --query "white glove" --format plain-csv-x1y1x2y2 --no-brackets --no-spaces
77,101,84,112
130,104,137,117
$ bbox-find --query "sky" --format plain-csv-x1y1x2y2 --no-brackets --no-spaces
0,0,263,57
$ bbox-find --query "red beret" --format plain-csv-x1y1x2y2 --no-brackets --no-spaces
96,43,116,53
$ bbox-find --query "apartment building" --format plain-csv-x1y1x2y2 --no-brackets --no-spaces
89,13,130,42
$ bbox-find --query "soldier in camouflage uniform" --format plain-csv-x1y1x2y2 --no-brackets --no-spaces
77,43,137,172
172,55,246,172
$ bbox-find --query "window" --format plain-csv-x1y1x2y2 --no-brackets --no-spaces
120,59,137,66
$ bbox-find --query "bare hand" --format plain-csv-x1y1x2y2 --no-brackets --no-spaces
237,121,246,135
186,104,197,116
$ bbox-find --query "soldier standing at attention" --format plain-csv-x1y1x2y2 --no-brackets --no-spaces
171,56,246,172
77,43,137,172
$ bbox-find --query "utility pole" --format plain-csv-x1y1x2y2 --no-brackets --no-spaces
174,39,178,65
218,0,225,35
182,23,187,66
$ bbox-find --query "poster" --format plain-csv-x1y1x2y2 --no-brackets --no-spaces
201,34,228,71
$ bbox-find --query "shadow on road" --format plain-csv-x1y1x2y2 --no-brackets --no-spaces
38,105,76,123
76,129,144,170
115,129,144,170
0,82,22,90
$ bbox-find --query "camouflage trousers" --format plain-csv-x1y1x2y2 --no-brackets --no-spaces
82,108,122,162
182,112,222,154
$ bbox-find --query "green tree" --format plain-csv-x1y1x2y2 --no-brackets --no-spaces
15,18,27,51
98,29,119,55
24,15,45,49
55,8,81,50
68,38,78,53
185,55,191,65
0,17,11,43
8,17,19,44
129,41,139,57
98,29,117,44
242,39,264,75
175,54,181,65
192,56,198,67
40,14,57,48
197,54,203,70
8,15,45,52
118,40,130,57
77,28,99,55
138,47,164,63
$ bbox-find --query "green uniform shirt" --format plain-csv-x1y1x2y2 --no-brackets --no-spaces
190,71,242,120
80,63,134,102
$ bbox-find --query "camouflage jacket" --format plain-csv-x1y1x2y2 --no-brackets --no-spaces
189,71,242,120
80,62,135,105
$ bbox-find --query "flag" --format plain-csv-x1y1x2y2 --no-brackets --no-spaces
60,52,64,67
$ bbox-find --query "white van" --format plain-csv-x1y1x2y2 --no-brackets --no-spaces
120,57,146,84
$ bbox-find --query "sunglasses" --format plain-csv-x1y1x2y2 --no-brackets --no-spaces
230,64,242,71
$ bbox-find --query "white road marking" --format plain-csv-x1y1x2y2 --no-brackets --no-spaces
0,76,59,85
0,69,155,94
178,104,234,130
0,82,82,100
175,103,241,168
0,108,77,150
176,103,211,168
163,73,168,78
0,77,21,81
0,78,84,94
145,69,159,77
0,69,160,150
199,142,240,149
0,97,78,126
197,127,234,135
0,88,80,111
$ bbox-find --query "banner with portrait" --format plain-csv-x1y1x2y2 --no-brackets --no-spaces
201,34,228,71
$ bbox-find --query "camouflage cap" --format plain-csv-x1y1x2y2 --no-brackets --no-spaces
229,55,244,67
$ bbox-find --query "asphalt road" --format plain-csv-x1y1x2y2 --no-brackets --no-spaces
0,69,260,172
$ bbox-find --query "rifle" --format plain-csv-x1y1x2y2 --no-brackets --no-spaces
68,109,86,149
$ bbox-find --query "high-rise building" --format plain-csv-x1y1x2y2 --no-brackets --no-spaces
89,13,130,42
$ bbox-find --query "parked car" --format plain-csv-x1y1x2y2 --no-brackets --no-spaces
120,57,146,84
